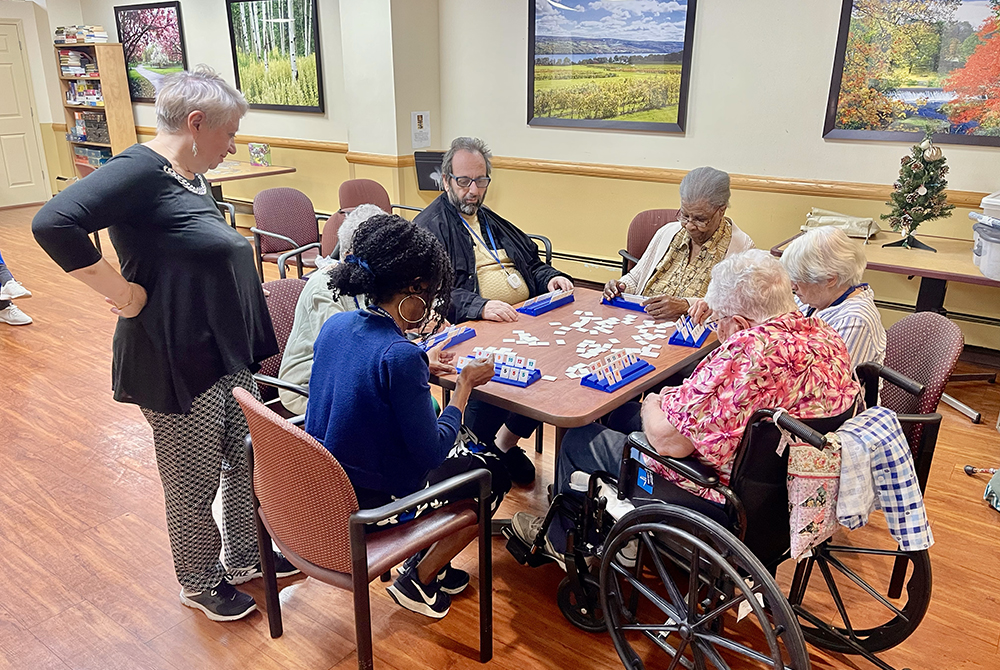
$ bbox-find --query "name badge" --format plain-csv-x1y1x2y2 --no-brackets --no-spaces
506,273,522,290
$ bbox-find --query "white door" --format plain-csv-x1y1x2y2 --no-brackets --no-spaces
0,22,48,207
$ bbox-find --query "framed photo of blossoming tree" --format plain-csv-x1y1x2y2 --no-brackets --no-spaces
114,2,188,103
528,0,697,133
824,0,1000,147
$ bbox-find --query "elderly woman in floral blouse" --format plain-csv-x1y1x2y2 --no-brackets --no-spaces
513,250,859,550
603,166,755,322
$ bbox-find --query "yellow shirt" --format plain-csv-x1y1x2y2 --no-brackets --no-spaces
467,211,530,304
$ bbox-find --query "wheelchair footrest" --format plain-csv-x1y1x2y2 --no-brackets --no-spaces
502,527,556,568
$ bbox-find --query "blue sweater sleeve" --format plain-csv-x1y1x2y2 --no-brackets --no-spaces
382,342,461,474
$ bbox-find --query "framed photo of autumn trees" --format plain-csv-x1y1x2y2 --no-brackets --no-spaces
225,0,324,113
528,0,697,133
114,2,187,103
825,0,1000,146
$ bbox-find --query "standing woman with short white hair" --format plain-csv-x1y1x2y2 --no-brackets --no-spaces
781,226,886,367
33,65,293,621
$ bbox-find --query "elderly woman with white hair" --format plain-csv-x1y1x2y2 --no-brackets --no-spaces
277,203,386,414
33,65,289,621
781,226,886,367
604,166,755,321
513,250,859,551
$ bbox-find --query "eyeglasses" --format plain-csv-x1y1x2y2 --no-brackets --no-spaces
678,207,721,229
449,173,491,189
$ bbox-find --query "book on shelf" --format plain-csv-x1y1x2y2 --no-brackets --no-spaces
54,25,108,44
58,49,99,77
65,79,104,107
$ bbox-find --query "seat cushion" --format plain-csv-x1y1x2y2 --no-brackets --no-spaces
262,500,479,590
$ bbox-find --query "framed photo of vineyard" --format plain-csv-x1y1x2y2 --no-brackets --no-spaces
528,0,697,133
114,1,187,103
225,0,324,113
824,0,1000,147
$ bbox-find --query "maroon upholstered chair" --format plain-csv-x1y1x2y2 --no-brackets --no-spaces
880,311,963,490
339,179,423,219
320,210,347,258
233,388,493,670
255,278,307,413
619,208,681,274
251,188,327,279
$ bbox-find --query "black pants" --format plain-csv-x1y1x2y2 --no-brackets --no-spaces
464,399,540,449
356,450,512,531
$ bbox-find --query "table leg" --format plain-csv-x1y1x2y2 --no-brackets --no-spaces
554,426,567,465
914,277,947,313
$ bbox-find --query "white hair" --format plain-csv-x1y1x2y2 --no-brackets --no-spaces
705,250,798,323
338,204,386,255
155,64,249,133
781,226,866,288
679,166,731,209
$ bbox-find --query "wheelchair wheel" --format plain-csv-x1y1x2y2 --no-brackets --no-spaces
600,504,810,670
557,574,607,633
787,541,931,655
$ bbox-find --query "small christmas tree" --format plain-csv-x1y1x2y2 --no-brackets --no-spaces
881,133,954,252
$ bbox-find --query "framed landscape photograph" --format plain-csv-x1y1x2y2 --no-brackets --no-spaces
114,1,187,103
528,0,697,133
225,0,324,113
825,0,1000,146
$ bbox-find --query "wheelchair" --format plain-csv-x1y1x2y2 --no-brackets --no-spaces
504,363,937,670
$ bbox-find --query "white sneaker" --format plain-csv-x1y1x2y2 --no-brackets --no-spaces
0,304,32,325
0,280,31,300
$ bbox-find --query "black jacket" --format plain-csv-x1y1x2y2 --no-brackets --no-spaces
415,193,570,323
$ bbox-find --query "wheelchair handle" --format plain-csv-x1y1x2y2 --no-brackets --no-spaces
763,409,827,449
857,362,924,396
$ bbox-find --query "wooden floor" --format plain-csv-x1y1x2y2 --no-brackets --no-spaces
1,204,999,670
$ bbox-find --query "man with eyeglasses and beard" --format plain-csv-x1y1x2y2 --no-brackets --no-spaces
603,166,755,322
415,136,573,486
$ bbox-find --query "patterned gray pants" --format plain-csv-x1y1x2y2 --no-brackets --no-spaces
141,369,262,591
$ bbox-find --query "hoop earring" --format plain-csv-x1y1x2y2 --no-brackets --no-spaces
398,294,428,324
191,140,198,157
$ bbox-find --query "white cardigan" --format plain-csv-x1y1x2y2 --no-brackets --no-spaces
620,220,756,300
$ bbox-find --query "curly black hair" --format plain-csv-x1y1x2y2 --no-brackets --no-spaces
328,214,453,334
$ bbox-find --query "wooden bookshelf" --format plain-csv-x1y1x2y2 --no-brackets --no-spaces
55,42,137,178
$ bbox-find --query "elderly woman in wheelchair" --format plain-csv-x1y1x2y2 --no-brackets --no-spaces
505,250,933,670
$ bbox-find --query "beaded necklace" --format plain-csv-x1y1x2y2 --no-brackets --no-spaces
162,165,207,195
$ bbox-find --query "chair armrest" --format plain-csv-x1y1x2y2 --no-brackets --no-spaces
315,212,330,224
857,362,924,409
527,234,553,265
391,204,424,213
626,432,720,488
349,468,491,527
276,242,322,278
618,249,639,264
253,373,308,398
217,201,237,229
251,227,299,250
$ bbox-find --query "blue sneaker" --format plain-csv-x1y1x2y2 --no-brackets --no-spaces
387,563,451,618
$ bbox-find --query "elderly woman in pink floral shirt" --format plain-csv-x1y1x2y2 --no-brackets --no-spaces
511,250,859,551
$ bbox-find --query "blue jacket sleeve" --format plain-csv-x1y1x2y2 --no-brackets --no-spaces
381,341,461,474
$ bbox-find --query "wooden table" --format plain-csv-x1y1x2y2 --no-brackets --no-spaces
204,160,296,220
771,233,1000,313
431,288,717,454
772,232,1000,422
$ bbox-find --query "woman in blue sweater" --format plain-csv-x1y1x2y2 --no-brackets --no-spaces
306,214,506,618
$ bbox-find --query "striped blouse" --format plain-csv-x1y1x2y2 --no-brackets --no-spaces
802,287,886,368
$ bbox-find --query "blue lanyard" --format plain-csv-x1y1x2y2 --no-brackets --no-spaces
806,283,868,316
460,215,506,268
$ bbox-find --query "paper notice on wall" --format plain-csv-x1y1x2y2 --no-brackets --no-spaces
411,111,430,149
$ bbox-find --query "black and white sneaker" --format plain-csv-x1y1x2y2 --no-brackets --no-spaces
397,550,470,595
225,552,300,585
387,563,451,618
180,581,256,621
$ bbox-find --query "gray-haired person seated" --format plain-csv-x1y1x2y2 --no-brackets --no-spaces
603,166,755,322
278,203,386,415
512,250,859,559
781,226,886,367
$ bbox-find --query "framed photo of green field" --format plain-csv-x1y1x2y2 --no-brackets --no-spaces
528,0,697,133
824,0,1000,147
225,0,324,113
114,1,188,103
